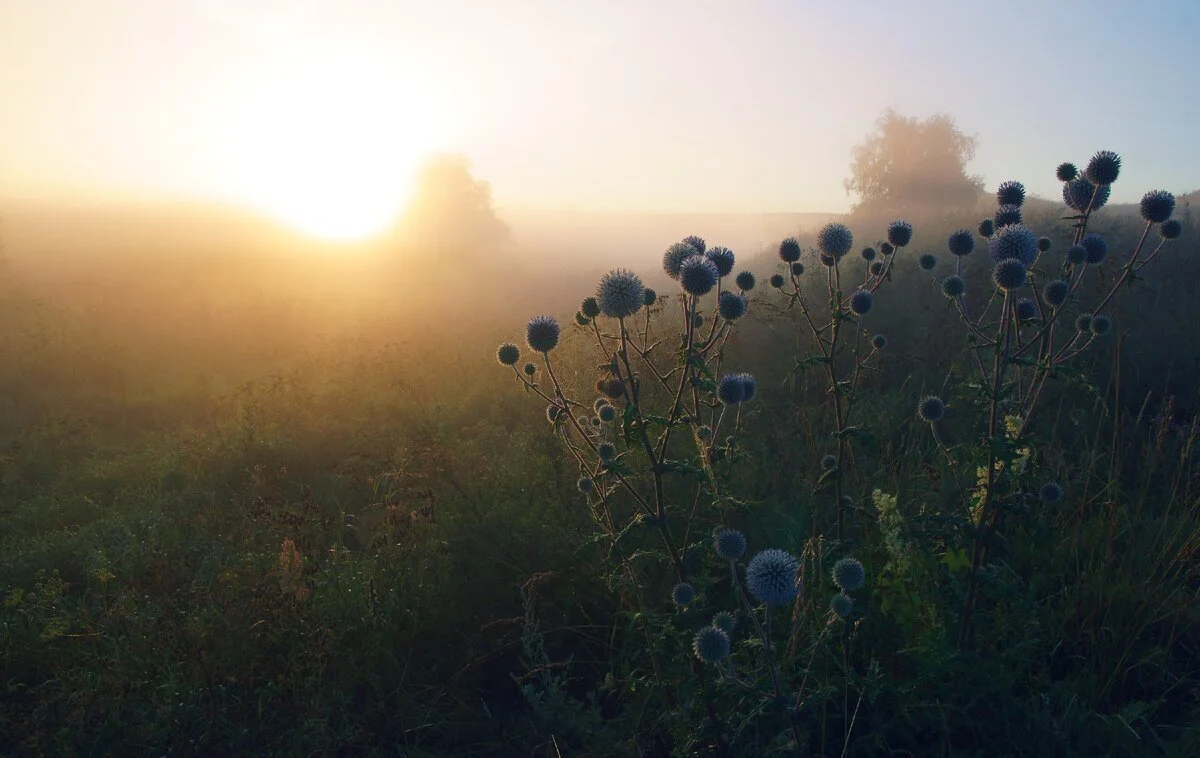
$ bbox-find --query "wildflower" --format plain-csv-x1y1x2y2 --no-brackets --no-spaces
663,241,700,279
496,343,520,366
745,548,800,606
714,528,747,561
1015,298,1037,321
1140,190,1175,224
861,246,877,261
942,274,965,298
1067,244,1087,264
712,611,736,633
832,557,866,591
1160,219,1182,240
598,404,618,423
1075,314,1092,332
831,593,854,618
817,223,854,259
992,259,1028,292
643,288,658,305
819,252,837,267
872,334,888,350
581,296,601,319
1090,314,1112,335
577,476,595,494
682,235,707,254
693,626,731,663
574,311,590,326
717,374,746,405
671,582,696,607
887,220,913,248
996,180,1026,207
1063,177,1111,212
546,403,565,424
737,373,757,402
1039,481,1063,503
978,218,995,238
735,271,756,291
1043,279,1069,308
919,253,937,271
597,378,625,399
779,237,802,263
821,454,838,470
988,224,1039,266
947,229,975,257
597,269,646,319
790,261,805,277
1056,162,1078,182
917,395,945,423
850,289,874,315
718,291,748,321
523,362,537,376
769,273,786,288
994,204,1023,228
597,442,616,461
697,424,713,442
1084,150,1121,186
880,241,895,256
526,315,561,353
706,246,736,277
1081,233,1108,264
1038,236,1052,253
680,256,720,296
869,261,885,276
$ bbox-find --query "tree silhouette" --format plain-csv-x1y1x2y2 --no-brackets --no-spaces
845,109,984,217
395,154,509,261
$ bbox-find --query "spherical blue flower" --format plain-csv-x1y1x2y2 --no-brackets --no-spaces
1015,298,1037,321
643,288,658,306
850,289,874,315
679,255,720,296
996,180,1026,207
942,274,965,298
664,241,700,279
918,253,937,271
1043,279,1069,308
830,593,854,618
817,223,854,259
718,291,748,321
671,582,696,606
598,404,618,423
880,241,895,256
526,315,561,353
1063,177,1111,212
735,271,756,291
832,557,865,591
737,372,757,402
497,343,520,366
577,476,595,494
1081,233,1108,264
712,611,736,633
547,402,565,424
769,273,786,288
682,235,707,254
590,417,602,428
693,313,705,329
523,362,537,376
1038,236,1053,253
872,334,888,350
821,454,838,470
745,548,800,606
1160,219,1183,240
593,398,610,413
917,395,945,423
779,237,802,263
978,218,995,238
1085,150,1121,186
693,626,731,663
597,268,645,319
790,261,805,277
819,252,837,268
1090,314,1111,335
717,374,745,405
1140,190,1175,224
1056,162,1078,182
697,424,713,441
947,229,975,257
597,442,616,461
581,296,601,319
992,259,1028,292
861,246,877,261
988,224,1039,266
869,261,885,276
714,528,747,561
1039,481,1063,504
705,246,736,277
1067,244,1087,264
574,311,590,326
995,204,1023,229
887,220,913,248
1075,314,1092,332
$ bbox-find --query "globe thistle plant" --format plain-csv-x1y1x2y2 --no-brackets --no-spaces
1075,314,1093,332
1043,279,1069,308
1039,481,1063,504
714,528,747,561
643,287,658,306
821,454,838,470
832,556,866,591
861,246,877,261
872,334,888,350
817,223,854,259
597,442,616,462
596,269,646,319
992,259,1028,292
523,362,537,376
717,374,746,405
790,261,805,277
1015,298,1037,321
1081,233,1108,264
1085,150,1121,186
919,253,937,271
880,241,895,256
577,476,595,494
978,218,995,238
1090,314,1111,335
1160,219,1183,240
995,204,1023,228
705,246,736,277
711,611,736,634
718,291,749,321
830,593,854,619
745,548,800,606
917,395,945,423
1067,244,1087,264
850,289,874,315
769,273,786,288
942,274,966,298
1056,162,1078,182
574,311,590,326
887,220,913,248
1063,177,1111,212
679,256,720,296
947,229,975,257
779,237,802,263
663,241,699,279
735,271,756,291
1140,190,1175,224
497,343,520,366
869,261,885,276
1037,236,1052,253
598,404,618,423
736,373,757,402
988,224,1039,266
693,626,731,664
526,315,561,353
671,582,696,607
581,296,601,319
996,180,1026,207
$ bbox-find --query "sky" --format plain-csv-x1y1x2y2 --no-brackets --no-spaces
2,0,1198,221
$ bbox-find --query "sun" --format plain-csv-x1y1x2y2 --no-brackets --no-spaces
224,53,444,241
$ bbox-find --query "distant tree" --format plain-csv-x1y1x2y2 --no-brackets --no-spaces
395,154,509,261
845,109,984,217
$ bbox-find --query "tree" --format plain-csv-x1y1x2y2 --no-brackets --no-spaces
844,109,984,217
395,154,509,261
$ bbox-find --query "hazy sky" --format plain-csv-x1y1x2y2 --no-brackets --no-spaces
2,0,1198,217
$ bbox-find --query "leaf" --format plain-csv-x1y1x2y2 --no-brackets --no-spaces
941,549,971,572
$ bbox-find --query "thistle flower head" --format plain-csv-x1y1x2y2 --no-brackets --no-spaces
978,218,995,238
942,274,965,298
769,273,786,288
917,395,945,423
919,253,937,271
577,476,595,494
712,611,736,633
880,241,895,256
1067,244,1087,264
831,593,854,618
790,261,805,277
597,378,625,399
1160,219,1183,240
1039,481,1063,503
1081,233,1108,264
994,204,1023,229
679,255,720,296
1056,162,1079,182
664,241,700,279
996,180,1026,207
887,220,913,248
497,343,520,366
861,246,877,261
1075,314,1092,332
596,269,645,319
574,311,590,326
643,288,658,306
523,362,537,376
992,259,1028,292
947,229,975,257
594,397,611,413
714,528,747,561
869,261,885,276
735,271,756,291
1140,190,1175,224
697,424,713,442
745,548,800,606
817,223,854,259
1038,236,1052,253
821,454,838,470
1015,298,1037,321
597,442,616,461
737,372,757,402
581,296,601,319
692,313,705,329
872,334,888,350
671,582,696,607
693,626,731,663
546,402,565,424
779,237,802,263
718,290,749,321
717,374,746,405
1063,177,1111,212
526,315,561,353
598,404,618,423
850,289,874,315
819,252,837,267
988,224,1039,266
1085,150,1121,186
1090,314,1112,335
830,558,864,593
705,246,736,277
1043,279,1069,308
